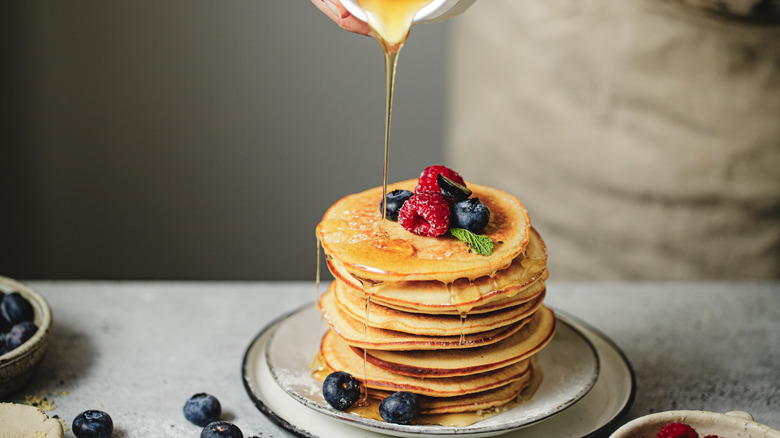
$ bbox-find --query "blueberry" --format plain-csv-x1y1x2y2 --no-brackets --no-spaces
451,198,490,233
379,391,420,425
0,292,9,331
6,321,37,349
0,333,10,356
322,371,361,411
380,189,414,221
183,393,222,427
72,410,113,438
437,174,472,201
1,292,34,326
201,421,243,438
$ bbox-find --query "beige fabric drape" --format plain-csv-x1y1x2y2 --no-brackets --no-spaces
445,0,780,280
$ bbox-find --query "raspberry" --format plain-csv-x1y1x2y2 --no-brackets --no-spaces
416,165,465,195
656,422,699,438
398,193,451,237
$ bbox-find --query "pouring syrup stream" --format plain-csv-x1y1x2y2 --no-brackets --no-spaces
357,0,434,251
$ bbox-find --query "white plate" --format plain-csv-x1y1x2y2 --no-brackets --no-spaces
267,307,598,437
242,305,635,438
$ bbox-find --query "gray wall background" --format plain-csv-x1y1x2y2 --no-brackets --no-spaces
0,1,451,280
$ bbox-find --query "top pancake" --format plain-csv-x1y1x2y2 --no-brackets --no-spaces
327,227,548,315
316,180,531,283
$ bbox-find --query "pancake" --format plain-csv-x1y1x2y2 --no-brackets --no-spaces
316,180,531,284
319,289,530,350
320,329,532,397
333,279,546,336
368,272,548,316
360,306,556,378
327,227,548,315
333,266,547,316
368,375,532,415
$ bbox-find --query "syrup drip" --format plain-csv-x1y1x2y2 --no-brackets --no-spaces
445,281,480,317
520,253,546,277
315,238,322,305
459,312,467,346
445,282,469,346
310,238,326,364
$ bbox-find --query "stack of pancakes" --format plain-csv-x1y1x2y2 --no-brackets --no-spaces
315,179,555,416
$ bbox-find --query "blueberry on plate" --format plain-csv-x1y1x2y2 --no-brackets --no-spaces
6,321,37,350
72,410,113,438
451,198,490,233
381,189,414,221
1,291,34,326
201,421,243,438
437,174,472,201
322,371,361,411
183,393,222,427
379,391,420,425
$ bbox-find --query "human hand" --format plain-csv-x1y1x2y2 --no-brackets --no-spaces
310,0,372,36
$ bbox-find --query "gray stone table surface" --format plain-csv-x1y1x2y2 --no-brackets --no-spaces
6,281,779,437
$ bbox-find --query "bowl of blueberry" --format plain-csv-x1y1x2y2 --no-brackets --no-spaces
0,275,52,398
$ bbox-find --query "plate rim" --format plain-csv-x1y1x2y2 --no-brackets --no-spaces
242,303,636,438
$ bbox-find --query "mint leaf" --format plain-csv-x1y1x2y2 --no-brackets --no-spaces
450,228,494,256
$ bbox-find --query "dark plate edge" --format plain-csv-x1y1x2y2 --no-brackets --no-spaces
242,305,320,438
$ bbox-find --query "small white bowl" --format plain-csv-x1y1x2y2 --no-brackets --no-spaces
611,410,780,438
0,276,53,398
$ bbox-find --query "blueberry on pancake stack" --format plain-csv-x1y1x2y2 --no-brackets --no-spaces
315,165,555,423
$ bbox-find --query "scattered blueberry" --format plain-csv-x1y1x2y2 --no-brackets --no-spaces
381,189,414,221
72,410,113,438
201,421,243,438
322,371,361,411
437,174,472,201
451,198,490,233
1,292,34,326
183,393,222,426
6,321,37,349
379,391,420,425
